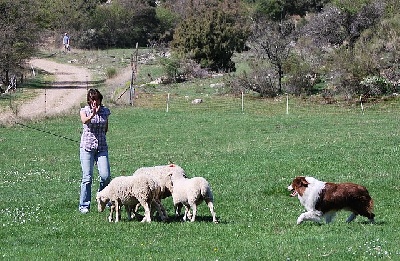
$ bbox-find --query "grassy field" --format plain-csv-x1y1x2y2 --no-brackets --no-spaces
1,48,400,260
1,97,400,260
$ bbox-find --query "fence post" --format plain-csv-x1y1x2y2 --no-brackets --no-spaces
360,95,364,114
241,91,244,113
166,93,170,112
286,93,289,115
130,42,139,106
45,87,47,115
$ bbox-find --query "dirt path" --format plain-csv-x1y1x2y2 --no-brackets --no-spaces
1,59,92,125
21,59,91,118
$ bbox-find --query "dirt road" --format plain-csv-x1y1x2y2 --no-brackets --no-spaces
1,58,92,125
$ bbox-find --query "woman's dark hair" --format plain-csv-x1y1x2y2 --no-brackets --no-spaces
87,89,103,105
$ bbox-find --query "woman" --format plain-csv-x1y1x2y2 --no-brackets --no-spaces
78,89,111,214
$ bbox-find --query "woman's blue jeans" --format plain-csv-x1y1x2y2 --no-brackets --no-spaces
79,148,111,210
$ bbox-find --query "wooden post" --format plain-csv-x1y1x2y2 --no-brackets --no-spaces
166,93,170,112
360,95,364,114
241,91,244,113
286,93,289,115
130,43,139,106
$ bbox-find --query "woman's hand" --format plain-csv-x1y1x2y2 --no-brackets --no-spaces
91,100,99,115
80,100,100,124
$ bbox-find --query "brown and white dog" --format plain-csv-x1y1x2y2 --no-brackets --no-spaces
288,176,375,224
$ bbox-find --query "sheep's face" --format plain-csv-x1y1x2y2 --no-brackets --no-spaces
164,174,174,193
96,195,109,212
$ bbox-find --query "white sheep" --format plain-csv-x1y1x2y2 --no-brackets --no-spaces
165,173,218,223
96,175,166,223
132,164,187,219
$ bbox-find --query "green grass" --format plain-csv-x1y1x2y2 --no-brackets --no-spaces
1,101,400,260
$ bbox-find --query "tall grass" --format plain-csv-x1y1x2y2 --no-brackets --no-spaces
1,101,399,260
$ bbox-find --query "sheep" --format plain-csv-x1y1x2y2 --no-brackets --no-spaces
133,164,186,199
96,175,166,223
164,173,218,223
132,164,187,219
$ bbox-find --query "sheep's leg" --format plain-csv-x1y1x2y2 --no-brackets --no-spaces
134,203,141,213
140,201,152,223
157,200,168,221
125,205,133,221
128,205,143,221
150,202,155,217
174,203,182,220
186,209,192,220
182,205,191,222
206,200,218,223
153,199,168,221
108,203,114,222
115,200,121,222
189,204,197,222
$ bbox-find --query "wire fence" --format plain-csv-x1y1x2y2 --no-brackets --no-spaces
114,90,400,116
3,87,400,122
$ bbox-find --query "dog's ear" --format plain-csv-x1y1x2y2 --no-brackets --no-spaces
300,178,309,187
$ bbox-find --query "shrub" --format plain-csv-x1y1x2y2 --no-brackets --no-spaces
283,54,319,95
360,76,393,96
171,2,248,72
106,67,117,79
229,61,279,97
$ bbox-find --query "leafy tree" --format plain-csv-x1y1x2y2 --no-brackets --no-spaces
171,1,248,72
254,0,332,21
0,0,40,91
80,0,160,48
155,5,179,43
35,0,100,31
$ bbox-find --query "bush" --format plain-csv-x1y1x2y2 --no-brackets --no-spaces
106,67,117,79
229,61,279,97
171,3,248,72
283,54,319,95
360,76,393,96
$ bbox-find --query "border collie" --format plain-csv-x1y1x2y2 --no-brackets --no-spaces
288,176,375,224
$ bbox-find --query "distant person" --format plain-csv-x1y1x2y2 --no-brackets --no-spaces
78,89,111,214
63,33,70,51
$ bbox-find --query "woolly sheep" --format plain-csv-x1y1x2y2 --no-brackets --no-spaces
96,175,166,223
133,164,186,197
132,164,187,219
165,173,218,223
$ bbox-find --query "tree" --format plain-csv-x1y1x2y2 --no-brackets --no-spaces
80,0,160,48
302,1,385,49
0,0,40,91
171,1,248,72
35,0,100,31
254,0,331,21
247,19,296,93
296,1,386,97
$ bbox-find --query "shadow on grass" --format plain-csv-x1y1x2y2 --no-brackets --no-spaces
360,220,385,225
111,213,221,224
